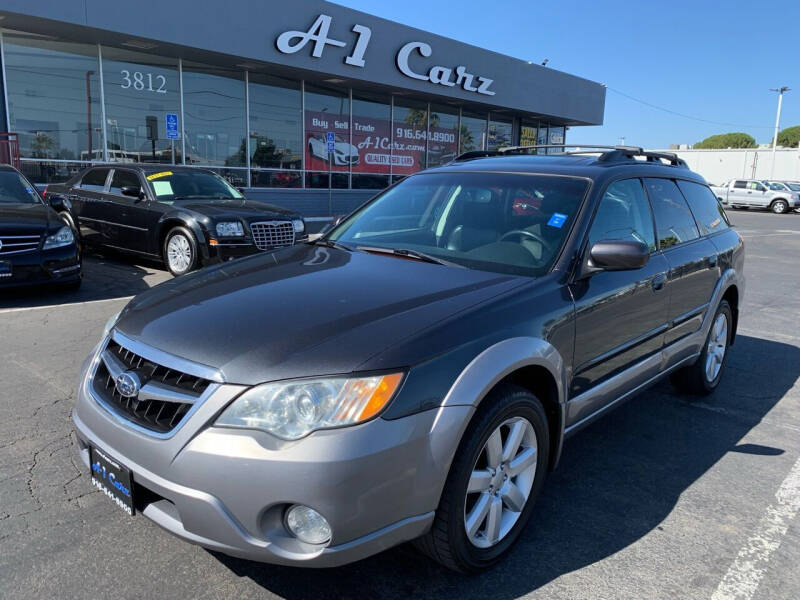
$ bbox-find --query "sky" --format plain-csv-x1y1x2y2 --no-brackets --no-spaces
333,0,800,149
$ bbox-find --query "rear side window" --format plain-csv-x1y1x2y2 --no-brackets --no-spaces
589,178,656,251
80,169,109,191
733,180,747,189
643,178,700,249
109,170,141,196
677,180,730,235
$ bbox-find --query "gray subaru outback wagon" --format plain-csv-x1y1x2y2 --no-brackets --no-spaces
72,146,744,572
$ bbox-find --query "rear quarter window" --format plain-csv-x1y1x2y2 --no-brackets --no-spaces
80,169,109,191
643,178,700,249
676,180,730,235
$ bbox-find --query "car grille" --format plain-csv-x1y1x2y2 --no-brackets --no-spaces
250,221,295,250
92,339,211,434
0,234,40,255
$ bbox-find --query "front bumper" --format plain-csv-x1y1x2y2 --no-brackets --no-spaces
0,243,81,288
72,342,471,566
204,234,309,265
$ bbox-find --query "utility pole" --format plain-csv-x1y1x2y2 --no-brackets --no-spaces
769,86,789,179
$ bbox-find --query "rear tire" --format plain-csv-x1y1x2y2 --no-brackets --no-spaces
771,199,788,214
670,300,732,396
415,384,549,572
163,226,199,276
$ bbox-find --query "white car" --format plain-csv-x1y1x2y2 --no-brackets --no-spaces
308,135,360,166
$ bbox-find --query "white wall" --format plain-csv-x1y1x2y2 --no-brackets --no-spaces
650,148,800,185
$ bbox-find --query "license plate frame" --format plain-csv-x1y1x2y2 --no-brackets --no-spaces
89,446,135,516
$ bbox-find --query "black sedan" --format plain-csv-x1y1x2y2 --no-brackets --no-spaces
45,165,306,276
0,165,81,289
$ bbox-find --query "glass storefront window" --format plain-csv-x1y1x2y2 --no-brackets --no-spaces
351,93,390,176
427,104,459,168
536,123,549,154
4,31,102,161
250,169,302,188
520,121,537,148
392,98,428,175
487,115,513,151
548,126,565,153
101,46,180,163
19,161,88,184
248,73,301,170
305,172,349,189
459,111,486,154
304,84,350,174
182,62,246,167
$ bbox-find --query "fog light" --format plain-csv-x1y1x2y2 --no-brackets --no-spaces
285,504,331,545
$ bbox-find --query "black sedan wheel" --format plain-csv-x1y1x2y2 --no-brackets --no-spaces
163,226,199,276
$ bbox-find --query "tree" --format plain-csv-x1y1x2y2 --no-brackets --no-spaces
693,132,756,149
777,125,800,148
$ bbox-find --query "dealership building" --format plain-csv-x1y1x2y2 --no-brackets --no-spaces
0,0,605,217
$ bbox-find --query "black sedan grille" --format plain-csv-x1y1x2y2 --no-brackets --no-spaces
250,221,295,250
92,339,211,434
0,234,40,255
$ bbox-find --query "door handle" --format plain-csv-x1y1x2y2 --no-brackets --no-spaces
708,254,718,268
651,273,667,292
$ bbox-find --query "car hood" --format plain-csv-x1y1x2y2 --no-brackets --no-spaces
0,202,56,235
173,198,298,220
115,244,525,385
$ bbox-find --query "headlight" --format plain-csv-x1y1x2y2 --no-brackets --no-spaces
292,219,305,233
215,221,244,237
216,373,404,440
103,311,121,339
42,226,74,250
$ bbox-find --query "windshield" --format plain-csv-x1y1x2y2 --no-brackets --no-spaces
765,182,785,191
0,170,42,205
145,170,244,204
328,172,589,277
786,182,800,192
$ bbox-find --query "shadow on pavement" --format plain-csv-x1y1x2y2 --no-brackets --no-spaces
212,334,800,599
0,248,169,310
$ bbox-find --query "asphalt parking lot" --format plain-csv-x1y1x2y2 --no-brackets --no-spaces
1,210,799,600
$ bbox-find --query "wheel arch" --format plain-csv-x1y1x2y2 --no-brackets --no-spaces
722,284,740,345
155,213,209,260
439,337,568,472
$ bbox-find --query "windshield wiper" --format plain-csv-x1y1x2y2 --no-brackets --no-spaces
310,239,355,252
356,246,464,268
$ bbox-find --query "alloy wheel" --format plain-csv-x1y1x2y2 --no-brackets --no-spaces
167,234,192,273
705,312,728,383
464,417,538,548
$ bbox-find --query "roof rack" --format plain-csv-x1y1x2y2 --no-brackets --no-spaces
452,144,688,168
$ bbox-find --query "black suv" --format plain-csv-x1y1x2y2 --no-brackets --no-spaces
46,165,306,275
73,146,743,572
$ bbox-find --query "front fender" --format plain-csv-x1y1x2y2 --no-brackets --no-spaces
156,211,210,257
440,337,566,410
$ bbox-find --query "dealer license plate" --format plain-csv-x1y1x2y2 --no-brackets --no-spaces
90,446,135,515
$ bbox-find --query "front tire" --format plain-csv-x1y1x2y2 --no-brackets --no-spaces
771,199,788,214
415,384,549,572
670,300,732,396
163,226,199,276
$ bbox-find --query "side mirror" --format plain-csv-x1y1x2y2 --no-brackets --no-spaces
47,195,65,211
588,240,650,271
121,186,144,200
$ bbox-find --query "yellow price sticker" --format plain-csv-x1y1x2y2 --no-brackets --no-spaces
146,171,173,181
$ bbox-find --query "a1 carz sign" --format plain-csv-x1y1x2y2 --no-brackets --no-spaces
276,14,496,97
304,109,458,175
